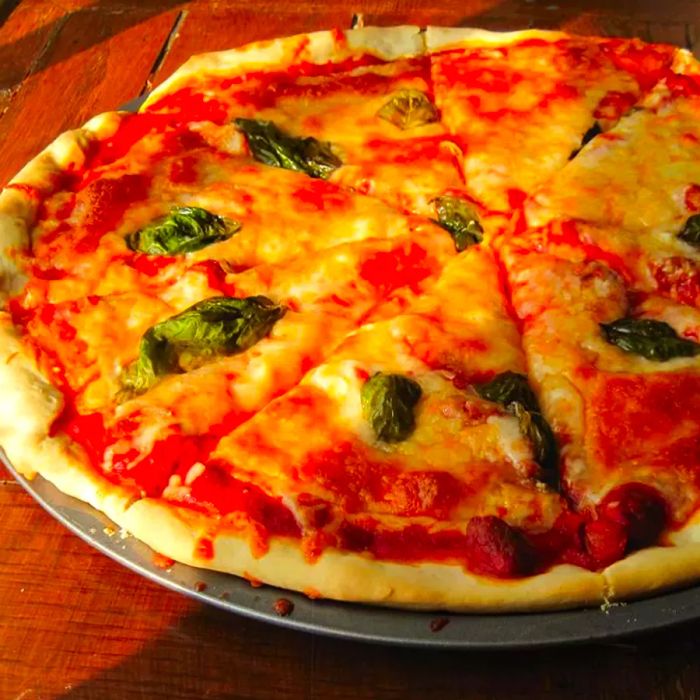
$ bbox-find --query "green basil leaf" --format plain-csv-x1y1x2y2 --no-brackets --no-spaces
678,213,700,249
511,402,559,489
600,317,700,361
120,296,286,397
376,89,439,130
476,372,559,486
235,118,341,179
361,372,422,443
125,206,240,255
474,371,539,413
432,196,484,251
569,121,602,160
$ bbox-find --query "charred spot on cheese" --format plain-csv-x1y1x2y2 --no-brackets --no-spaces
376,89,439,130
600,317,700,361
125,206,240,256
120,296,285,396
678,213,700,249
234,118,341,179
569,121,602,159
475,372,559,487
432,196,483,251
361,372,422,443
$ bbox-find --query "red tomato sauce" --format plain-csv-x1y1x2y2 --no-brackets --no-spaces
141,89,229,124
186,466,301,538
593,91,638,122
363,135,453,164
215,53,388,92
587,372,700,475
545,220,633,282
653,257,700,307
600,39,678,91
291,179,352,211
230,61,428,110
685,184,700,212
189,259,238,294
77,173,152,250
359,242,436,295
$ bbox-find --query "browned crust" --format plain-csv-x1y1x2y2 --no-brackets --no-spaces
122,499,606,612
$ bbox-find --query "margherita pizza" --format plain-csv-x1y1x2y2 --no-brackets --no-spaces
3,25,700,611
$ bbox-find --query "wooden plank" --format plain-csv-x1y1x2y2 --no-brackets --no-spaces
358,1,532,28
0,483,197,699
688,23,700,57
634,0,700,22
0,6,180,186
647,22,692,47
150,2,353,89
0,463,12,482
0,1,67,113
354,0,699,31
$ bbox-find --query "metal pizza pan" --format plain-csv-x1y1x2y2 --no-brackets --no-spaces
5,454,700,650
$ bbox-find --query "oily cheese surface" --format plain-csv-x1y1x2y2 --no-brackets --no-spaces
3,26,700,611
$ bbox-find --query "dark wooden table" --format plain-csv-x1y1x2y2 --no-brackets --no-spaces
3,1,700,698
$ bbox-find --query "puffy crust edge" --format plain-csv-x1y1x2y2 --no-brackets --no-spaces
602,518,700,600
0,316,138,524
423,26,567,52
142,26,425,110
143,26,578,111
0,110,139,520
121,499,700,609
0,111,127,302
603,544,700,601
121,498,606,612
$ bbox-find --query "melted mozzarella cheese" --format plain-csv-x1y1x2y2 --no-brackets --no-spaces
529,94,700,237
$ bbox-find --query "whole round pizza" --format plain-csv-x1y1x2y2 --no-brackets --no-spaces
3,25,700,612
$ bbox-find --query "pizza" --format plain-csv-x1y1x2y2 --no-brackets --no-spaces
2,25,700,612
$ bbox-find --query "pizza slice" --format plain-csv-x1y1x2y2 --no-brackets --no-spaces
526,76,700,233
508,77,700,307
502,241,700,596
426,27,687,212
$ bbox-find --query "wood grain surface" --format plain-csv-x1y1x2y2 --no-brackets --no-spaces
3,1,700,698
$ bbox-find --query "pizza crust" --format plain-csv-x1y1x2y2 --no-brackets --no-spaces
0,111,127,302
423,26,567,52
122,498,606,611
107,496,700,609
600,517,700,600
603,545,700,600
143,25,571,114
0,316,138,524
